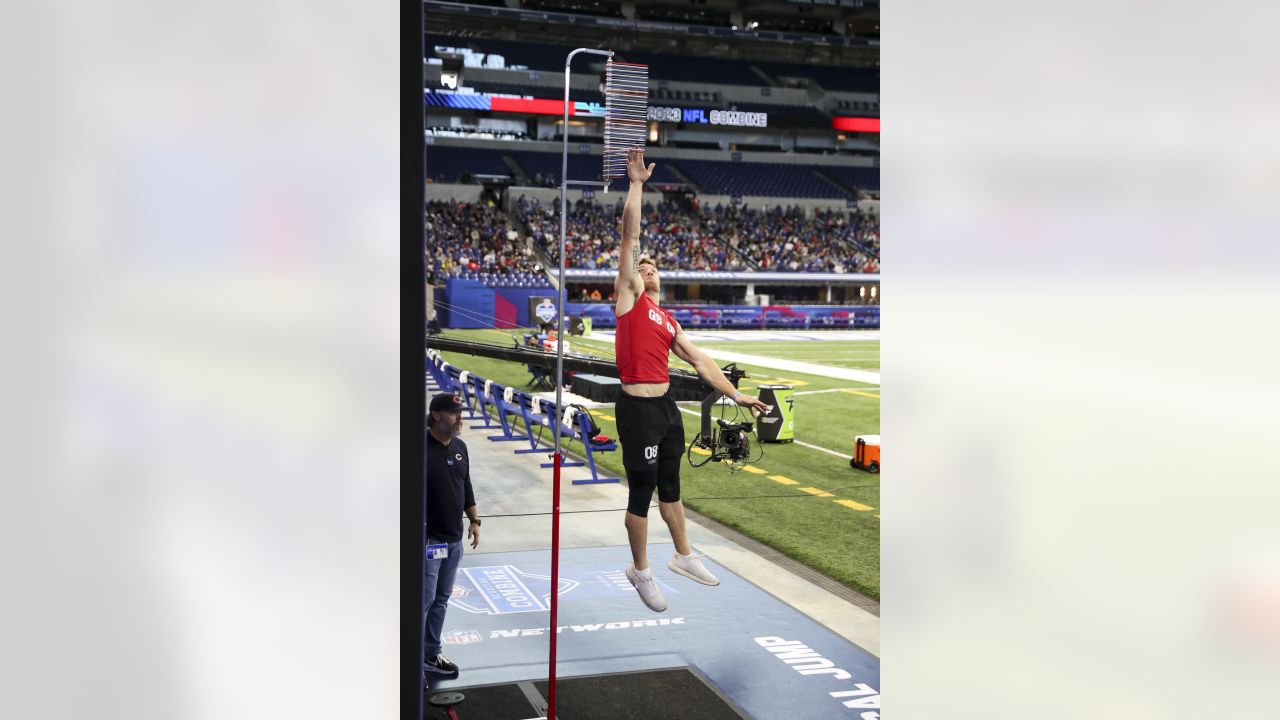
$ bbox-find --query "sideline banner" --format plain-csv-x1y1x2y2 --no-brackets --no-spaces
756,385,796,443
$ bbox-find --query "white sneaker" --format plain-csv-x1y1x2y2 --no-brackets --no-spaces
625,563,668,612
668,552,720,586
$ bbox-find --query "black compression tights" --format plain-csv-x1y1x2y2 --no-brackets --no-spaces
625,464,681,517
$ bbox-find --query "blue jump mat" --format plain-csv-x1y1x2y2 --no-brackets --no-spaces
429,544,880,720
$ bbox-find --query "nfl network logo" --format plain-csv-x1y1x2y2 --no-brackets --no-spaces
443,629,483,646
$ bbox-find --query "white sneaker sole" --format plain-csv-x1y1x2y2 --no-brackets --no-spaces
667,560,721,586
625,569,668,612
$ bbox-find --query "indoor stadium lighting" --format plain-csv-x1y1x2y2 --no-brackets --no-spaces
860,286,866,298
870,286,878,299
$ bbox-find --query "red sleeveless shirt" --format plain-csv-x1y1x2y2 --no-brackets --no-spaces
615,293,679,384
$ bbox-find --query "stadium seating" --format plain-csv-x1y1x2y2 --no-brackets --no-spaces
428,34,880,96
427,35,569,72
508,151,682,186
674,159,850,199
650,87,725,107
425,144,513,182
427,142,879,199
755,62,879,94
835,98,880,114
427,198,547,278
615,50,766,87
524,0,621,19
505,197,879,274
509,151,602,184
815,165,881,193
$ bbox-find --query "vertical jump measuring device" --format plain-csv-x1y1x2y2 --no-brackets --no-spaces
548,50,649,720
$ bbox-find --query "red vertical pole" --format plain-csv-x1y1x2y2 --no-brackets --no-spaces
548,451,561,720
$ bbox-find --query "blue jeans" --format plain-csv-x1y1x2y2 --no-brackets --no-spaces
423,537,464,659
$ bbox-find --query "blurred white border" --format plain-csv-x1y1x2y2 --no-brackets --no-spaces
1,2,399,718
885,1,1280,717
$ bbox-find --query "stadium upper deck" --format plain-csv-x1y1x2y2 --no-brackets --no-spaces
425,144,877,198
426,33,879,95
424,0,879,200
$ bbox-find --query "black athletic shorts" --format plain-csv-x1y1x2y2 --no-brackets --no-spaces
614,391,685,471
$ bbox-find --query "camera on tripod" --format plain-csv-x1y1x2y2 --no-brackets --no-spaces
686,363,765,471
716,418,754,461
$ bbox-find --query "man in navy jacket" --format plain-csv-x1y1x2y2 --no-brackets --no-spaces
423,393,481,677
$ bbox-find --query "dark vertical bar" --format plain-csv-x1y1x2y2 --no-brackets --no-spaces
407,2,426,719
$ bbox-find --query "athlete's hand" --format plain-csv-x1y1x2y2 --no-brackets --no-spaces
735,393,772,416
627,148,655,183
467,522,480,549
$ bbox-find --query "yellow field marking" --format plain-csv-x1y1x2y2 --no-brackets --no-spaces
595,413,615,421
741,465,767,474
798,487,835,497
840,389,881,400
690,446,711,456
768,474,799,485
834,499,874,511
769,377,810,387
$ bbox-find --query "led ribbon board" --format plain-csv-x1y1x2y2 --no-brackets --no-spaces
832,116,880,133
424,91,602,117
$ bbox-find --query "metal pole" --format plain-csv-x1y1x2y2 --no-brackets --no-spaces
551,46,612,720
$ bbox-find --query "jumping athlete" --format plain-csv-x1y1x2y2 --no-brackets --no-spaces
613,149,771,612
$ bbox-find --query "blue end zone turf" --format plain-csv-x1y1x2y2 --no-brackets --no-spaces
428,545,880,719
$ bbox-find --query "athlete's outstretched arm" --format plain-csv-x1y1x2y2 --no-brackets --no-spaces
672,329,771,414
614,148,653,315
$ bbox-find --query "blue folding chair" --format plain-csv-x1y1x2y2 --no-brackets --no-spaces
564,406,620,485
512,394,553,456
467,375,500,430
425,351,446,392
450,368,482,421
487,385,531,443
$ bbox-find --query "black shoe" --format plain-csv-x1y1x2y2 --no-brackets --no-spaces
424,652,459,676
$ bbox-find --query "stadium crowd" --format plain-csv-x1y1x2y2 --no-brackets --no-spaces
516,195,880,274
425,198,543,279
425,196,879,281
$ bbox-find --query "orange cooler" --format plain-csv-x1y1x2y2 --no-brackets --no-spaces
853,434,880,474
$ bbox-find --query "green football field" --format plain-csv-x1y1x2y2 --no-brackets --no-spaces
683,338,880,371
431,328,881,600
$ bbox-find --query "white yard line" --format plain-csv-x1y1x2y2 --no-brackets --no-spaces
795,440,853,460
793,387,879,396
699,348,881,384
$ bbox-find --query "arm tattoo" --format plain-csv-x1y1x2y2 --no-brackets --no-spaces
631,245,640,275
